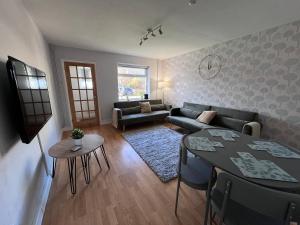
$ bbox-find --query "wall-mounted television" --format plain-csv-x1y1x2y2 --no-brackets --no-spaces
6,56,52,144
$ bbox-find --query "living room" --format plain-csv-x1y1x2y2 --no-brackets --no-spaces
1,0,300,225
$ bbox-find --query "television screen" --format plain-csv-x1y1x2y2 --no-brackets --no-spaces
6,56,52,144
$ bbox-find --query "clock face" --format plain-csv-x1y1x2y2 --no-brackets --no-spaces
198,54,222,80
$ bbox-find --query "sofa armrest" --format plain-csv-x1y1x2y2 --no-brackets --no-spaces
170,107,181,116
242,121,261,137
112,108,122,128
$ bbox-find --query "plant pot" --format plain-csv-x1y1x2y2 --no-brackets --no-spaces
73,138,83,146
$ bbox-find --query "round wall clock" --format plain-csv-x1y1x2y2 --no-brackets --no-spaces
198,54,222,80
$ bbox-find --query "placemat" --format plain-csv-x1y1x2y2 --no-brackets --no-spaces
230,152,298,182
208,129,240,141
187,136,224,151
248,141,300,159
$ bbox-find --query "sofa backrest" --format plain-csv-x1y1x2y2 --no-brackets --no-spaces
114,99,162,109
183,102,211,113
210,106,257,122
210,106,258,132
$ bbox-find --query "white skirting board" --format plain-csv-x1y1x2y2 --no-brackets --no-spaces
32,176,52,225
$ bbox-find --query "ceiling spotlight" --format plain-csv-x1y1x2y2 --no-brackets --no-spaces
159,27,163,35
139,25,163,46
188,0,196,5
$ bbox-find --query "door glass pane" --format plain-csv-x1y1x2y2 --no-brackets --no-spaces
82,111,89,119
77,66,84,77
32,90,42,102
81,101,88,111
79,79,86,89
86,79,93,89
21,90,32,103
73,90,80,100
38,77,47,89
17,76,30,89
80,90,87,100
71,78,79,89
87,90,94,100
76,112,82,122
90,111,96,118
28,77,39,89
85,67,92,78
88,101,95,110
69,66,77,77
74,101,81,111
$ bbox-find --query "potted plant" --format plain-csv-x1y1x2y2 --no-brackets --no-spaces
71,128,84,146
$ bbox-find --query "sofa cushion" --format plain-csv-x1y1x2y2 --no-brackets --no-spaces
197,111,217,124
167,116,214,132
139,102,152,113
212,116,249,132
180,108,201,119
121,106,141,115
211,106,257,121
151,104,166,111
183,102,211,113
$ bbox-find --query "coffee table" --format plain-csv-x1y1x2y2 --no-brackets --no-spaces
49,134,110,194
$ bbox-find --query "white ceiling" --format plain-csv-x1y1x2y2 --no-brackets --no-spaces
24,0,300,59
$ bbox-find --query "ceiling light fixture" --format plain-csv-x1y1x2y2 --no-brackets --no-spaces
188,0,197,6
139,25,163,46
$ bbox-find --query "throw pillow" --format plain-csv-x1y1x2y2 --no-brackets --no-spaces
139,102,152,113
180,108,201,119
121,106,141,115
151,104,166,111
197,111,217,124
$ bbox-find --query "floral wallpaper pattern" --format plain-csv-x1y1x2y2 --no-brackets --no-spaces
162,20,300,148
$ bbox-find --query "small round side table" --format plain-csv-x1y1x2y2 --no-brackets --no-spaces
49,134,110,194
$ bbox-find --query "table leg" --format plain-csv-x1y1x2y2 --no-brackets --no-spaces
93,150,102,171
204,166,215,225
101,145,110,169
67,157,77,194
81,153,91,184
52,158,57,178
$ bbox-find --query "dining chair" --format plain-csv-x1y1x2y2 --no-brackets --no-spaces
205,172,300,225
175,139,217,216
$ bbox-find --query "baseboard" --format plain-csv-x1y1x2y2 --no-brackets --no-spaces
33,176,52,225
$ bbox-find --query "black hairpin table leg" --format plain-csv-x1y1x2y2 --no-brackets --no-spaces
81,153,91,184
67,157,77,194
100,145,110,169
52,158,57,178
93,150,102,171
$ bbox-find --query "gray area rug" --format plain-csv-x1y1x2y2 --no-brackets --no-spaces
122,126,183,182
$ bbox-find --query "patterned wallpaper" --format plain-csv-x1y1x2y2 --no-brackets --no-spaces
162,20,300,148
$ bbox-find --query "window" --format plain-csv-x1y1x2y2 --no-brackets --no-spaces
118,64,149,101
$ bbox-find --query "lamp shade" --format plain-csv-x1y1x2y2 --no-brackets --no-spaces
158,81,167,89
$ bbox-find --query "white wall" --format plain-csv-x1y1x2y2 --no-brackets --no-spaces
51,45,161,128
0,1,62,225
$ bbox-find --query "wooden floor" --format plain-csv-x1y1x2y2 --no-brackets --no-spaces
42,124,207,225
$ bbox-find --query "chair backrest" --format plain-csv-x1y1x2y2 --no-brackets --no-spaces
214,172,300,223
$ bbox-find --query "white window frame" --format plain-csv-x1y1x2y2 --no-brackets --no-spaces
117,64,150,101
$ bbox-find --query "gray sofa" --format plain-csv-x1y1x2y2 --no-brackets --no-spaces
113,99,171,131
167,102,260,135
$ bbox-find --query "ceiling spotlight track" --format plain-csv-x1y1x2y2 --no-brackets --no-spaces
139,25,163,46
